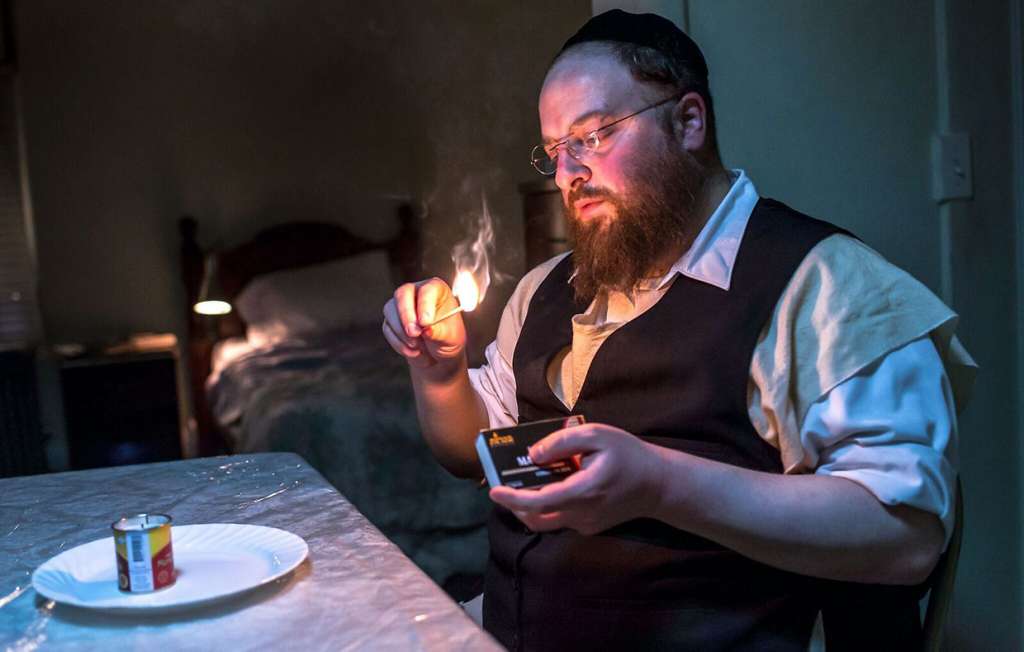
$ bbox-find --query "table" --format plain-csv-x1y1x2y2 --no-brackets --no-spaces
0,453,501,651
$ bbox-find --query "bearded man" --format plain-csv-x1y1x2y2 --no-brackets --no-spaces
383,10,974,651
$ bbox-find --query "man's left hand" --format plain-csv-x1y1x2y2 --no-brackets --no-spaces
488,423,668,535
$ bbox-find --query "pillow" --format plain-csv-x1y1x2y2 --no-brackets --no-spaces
235,249,394,346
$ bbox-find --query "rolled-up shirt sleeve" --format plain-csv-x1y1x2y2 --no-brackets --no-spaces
468,252,571,429
800,336,959,545
468,340,519,428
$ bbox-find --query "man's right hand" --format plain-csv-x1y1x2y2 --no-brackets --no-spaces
382,278,467,372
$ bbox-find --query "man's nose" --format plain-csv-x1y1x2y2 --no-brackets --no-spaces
554,149,590,192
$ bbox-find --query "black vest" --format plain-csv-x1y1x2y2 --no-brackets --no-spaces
483,199,923,651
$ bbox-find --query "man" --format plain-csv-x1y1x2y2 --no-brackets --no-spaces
382,10,974,651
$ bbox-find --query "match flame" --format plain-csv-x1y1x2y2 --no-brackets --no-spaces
450,194,498,313
452,271,480,311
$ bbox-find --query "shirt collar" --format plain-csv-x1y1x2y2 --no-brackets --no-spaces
645,168,759,292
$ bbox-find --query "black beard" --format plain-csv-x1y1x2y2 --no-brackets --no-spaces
565,146,705,304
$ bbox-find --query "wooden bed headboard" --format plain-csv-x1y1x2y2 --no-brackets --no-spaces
178,203,421,456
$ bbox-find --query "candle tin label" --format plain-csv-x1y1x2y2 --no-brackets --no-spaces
112,514,176,593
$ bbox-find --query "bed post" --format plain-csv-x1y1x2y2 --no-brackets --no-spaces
178,217,229,457
391,202,422,282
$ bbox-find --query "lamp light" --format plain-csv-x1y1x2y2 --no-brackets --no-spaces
193,252,232,316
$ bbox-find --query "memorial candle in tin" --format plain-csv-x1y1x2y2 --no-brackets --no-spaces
112,513,176,592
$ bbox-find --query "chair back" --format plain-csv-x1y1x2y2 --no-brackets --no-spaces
922,478,965,651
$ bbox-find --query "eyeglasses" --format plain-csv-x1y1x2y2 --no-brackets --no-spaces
530,94,682,176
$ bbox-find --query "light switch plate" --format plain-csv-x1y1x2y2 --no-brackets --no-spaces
931,132,973,202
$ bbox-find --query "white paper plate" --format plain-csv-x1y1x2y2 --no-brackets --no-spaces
32,523,308,612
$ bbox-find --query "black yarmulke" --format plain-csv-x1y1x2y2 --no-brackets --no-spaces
560,9,708,83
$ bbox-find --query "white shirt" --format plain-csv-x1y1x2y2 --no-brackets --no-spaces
470,170,971,544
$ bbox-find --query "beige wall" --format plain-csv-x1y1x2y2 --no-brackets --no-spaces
15,0,590,358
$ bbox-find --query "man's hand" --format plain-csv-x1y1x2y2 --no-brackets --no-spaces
382,278,467,375
382,277,487,478
489,423,668,535
490,423,943,584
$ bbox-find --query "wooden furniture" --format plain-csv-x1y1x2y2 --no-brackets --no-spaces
0,350,46,477
922,479,965,651
178,205,421,457
519,179,571,269
0,452,500,650
0,0,14,73
60,347,184,470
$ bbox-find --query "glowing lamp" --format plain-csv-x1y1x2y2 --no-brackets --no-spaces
193,253,232,316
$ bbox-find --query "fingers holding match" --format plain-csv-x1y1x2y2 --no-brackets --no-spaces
414,278,456,329
382,296,419,351
391,282,423,339
386,278,457,342
381,316,420,359
421,302,463,328
382,274,472,372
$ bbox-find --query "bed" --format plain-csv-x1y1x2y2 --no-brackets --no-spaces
178,206,490,597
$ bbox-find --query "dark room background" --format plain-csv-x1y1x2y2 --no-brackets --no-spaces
4,1,1022,649
15,0,590,349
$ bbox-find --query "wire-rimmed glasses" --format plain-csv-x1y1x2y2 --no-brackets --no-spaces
530,94,682,175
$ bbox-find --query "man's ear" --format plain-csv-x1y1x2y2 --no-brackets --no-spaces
672,91,709,153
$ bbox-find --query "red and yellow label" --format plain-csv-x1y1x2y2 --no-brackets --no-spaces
114,521,175,593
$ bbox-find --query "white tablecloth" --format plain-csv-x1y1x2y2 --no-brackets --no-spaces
0,452,500,651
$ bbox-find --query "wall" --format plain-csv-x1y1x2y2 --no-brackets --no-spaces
682,0,1020,648
692,1,941,286
943,0,1020,648
14,0,590,358
16,0,1022,647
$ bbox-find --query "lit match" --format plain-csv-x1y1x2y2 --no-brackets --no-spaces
422,270,480,327
422,194,500,328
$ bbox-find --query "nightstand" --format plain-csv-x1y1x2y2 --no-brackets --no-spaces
60,347,186,470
